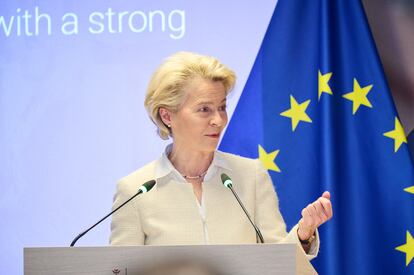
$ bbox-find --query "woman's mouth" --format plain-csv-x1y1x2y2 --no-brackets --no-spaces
206,133,220,138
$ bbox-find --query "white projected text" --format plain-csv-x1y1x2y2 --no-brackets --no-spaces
0,6,186,39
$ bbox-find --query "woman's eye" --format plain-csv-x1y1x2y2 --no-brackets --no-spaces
199,107,210,112
219,105,227,111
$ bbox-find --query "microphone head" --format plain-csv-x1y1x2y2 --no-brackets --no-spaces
138,180,156,194
221,173,233,188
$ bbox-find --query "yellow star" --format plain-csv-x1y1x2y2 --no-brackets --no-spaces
404,186,414,195
318,70,333,100
383,117,407,153
280,95,312,131
396,231,414,266
342,78,373,114
258,145,281,173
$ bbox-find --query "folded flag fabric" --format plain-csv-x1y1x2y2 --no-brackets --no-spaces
220,0,414,273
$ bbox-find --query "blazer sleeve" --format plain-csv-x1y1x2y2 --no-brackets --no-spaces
110,179,145,245
254,159,319,260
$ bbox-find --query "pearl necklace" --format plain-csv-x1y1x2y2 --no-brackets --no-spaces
182,170,207,179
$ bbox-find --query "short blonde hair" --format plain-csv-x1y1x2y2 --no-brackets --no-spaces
144,51,236,140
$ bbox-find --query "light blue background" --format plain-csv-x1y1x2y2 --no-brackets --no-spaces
0,1,277,273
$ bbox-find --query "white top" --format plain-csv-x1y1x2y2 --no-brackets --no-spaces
156,144,215,244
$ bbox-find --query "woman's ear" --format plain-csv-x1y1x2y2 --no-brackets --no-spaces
159,107,172,127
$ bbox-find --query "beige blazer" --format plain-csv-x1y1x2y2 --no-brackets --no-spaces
110,150,319,259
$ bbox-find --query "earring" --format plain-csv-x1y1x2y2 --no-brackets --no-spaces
167,124,171,128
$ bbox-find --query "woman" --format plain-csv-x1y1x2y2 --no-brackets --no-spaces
110,52,333,259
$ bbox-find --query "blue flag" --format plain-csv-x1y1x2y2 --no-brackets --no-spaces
220,0,414,274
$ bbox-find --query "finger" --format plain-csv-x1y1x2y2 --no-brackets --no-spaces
319,197,333,218
308,203,323,226
322,191,330,200
317,198,331,218
301,206,315,228
314,199,329,223
305,204,320,227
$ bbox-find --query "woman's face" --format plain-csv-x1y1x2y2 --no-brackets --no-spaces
168,78,228,154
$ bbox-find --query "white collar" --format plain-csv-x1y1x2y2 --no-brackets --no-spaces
154,144,232,182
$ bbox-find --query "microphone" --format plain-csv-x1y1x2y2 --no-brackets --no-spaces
70,179,156,247
221,173,265,243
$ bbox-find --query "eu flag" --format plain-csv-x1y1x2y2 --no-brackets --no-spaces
220,0,414,274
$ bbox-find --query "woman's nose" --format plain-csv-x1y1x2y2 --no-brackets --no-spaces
210,111,226,127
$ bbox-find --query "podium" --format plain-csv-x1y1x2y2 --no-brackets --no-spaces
24,244,317,275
